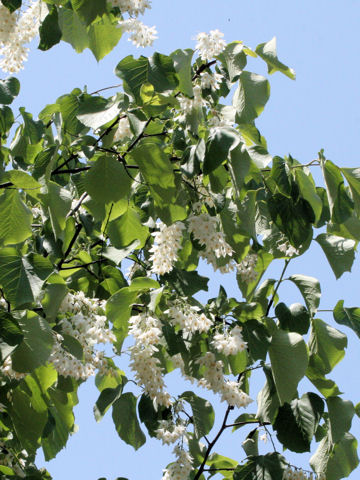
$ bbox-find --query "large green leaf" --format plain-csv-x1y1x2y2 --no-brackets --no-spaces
342,167,360,214
94,384,124,422
87,14,123,61
38,7,62,51
77,95,123,130
170,48,194,96
295,167,322,223
308,318,347,375
333,300,360,339
0,310,23,361
0,248,52,309
288,274,321,316
203,127,240,175
275,302,310,335
40,181,72,239
84,156,132,204
58,8,89,53
273,393,324,452
106,287,137,348
217,41,247,82
269,329,308,405
115,53,178,103
71,0,106,25
233,71,270,124
0,77,20,105
255,37,296,79
322,159,353,224
112,393,146,450
11,311,53,373
327,396,355,443
181,391,215,438
234,453,286,480
108,208,149,249
0,189,32,245
256,365,280,423
315,233,356,279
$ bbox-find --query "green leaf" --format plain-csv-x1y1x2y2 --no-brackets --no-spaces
256,365,280,423
0,310,23,361
270,156,291,197
106,287,137,347
269,329,308,404
315,233,356,279
275,302,310,335
87,14,122,61
233,71,270,124
295,167,323,224
94,384,123,422
217,41,247,82
322,159,353,224
327,396,355,443
58,8,89,53
0,248,52,309
203,127,240,175
273,393,324,452
138,394,171,437
308,318,347,376
77,95,123,130
84,156,132,204
0,105,14,137
342,167,360,214
288,274,321,316
128,277,159,291
333,300,360,339
234,453,286,480
11,312,53,373
108,208,149,249
102,240,140,265
38,7,62,51
163,269,209,296
115,53,178,104
39,181,72,239
170,49,194,97
255,37,296,79
0,77,20,105
1,0,21,13
71,0,106,25
181,391,215,438
0,189,32,245
112,393,146,450
7,170,41,190
241,319,271,361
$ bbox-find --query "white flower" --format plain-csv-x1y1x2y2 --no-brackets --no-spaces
236,253,258,283
150,221,185,275
118,18,157,47
278,241,299,257
196,29,226,62
156,420,186,445
200,71,222,90
212,326,247,356
166,300,213,335
162,445,193,480
110,0,151,16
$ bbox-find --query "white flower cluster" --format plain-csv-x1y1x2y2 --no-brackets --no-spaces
283,467,325,480
156,420,186,445
188,213,233,272
1,357,26,381
162,445,193,480
191,175,215,212
0,0,43,73
195,29,226,62
212,326,247,356
197,352,252,409
200,71,222,90
48,291,115,380
166,300,213,335
236,253,258,283
129,312,171,408
113,116,132,142
150,222,185,275
118,18,157,48
110,0,151,16
278,241,299,257
177,85,205,120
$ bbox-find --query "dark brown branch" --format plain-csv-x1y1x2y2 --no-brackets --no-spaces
123,116,152,158
193,405,233,480
66,192,88,218
192,60,217,81
0,182,13,189
89,84,122,95
57,224,83,270
59,259,105,270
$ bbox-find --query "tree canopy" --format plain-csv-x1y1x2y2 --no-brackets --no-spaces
0,2,360,480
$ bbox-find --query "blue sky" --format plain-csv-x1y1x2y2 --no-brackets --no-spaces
11,1,360,478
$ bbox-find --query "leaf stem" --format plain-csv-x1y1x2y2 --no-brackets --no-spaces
265,259,290,316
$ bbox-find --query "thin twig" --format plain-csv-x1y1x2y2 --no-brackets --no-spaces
265,259,290,316
57,224,83,270
89,84,122,95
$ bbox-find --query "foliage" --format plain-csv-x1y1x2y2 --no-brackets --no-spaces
0,3,359,480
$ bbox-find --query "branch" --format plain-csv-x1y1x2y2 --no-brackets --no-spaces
193,405,233,480
0,182,13,189
265,259,290,316
59,259,106,270
88,84,121,95
57,223,83,270
66,192,88,218
192,60,217,80
123,116,152,157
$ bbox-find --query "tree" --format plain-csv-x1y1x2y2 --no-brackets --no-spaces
0,2,359,479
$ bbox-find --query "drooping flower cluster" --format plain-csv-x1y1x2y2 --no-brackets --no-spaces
195,29,226,61
191,175,216,212
0,436,27,477
48,291,115,380
128,312,171,408
110,0,151,16
188,213,234,272
283,467,325,480
212,326,247,356
0,0,44,73
162,445,193,480
166,300,213,335
197,352,253,408
118,18,157,47
236,253,258,283
156,420,187,445
150,221,185,275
